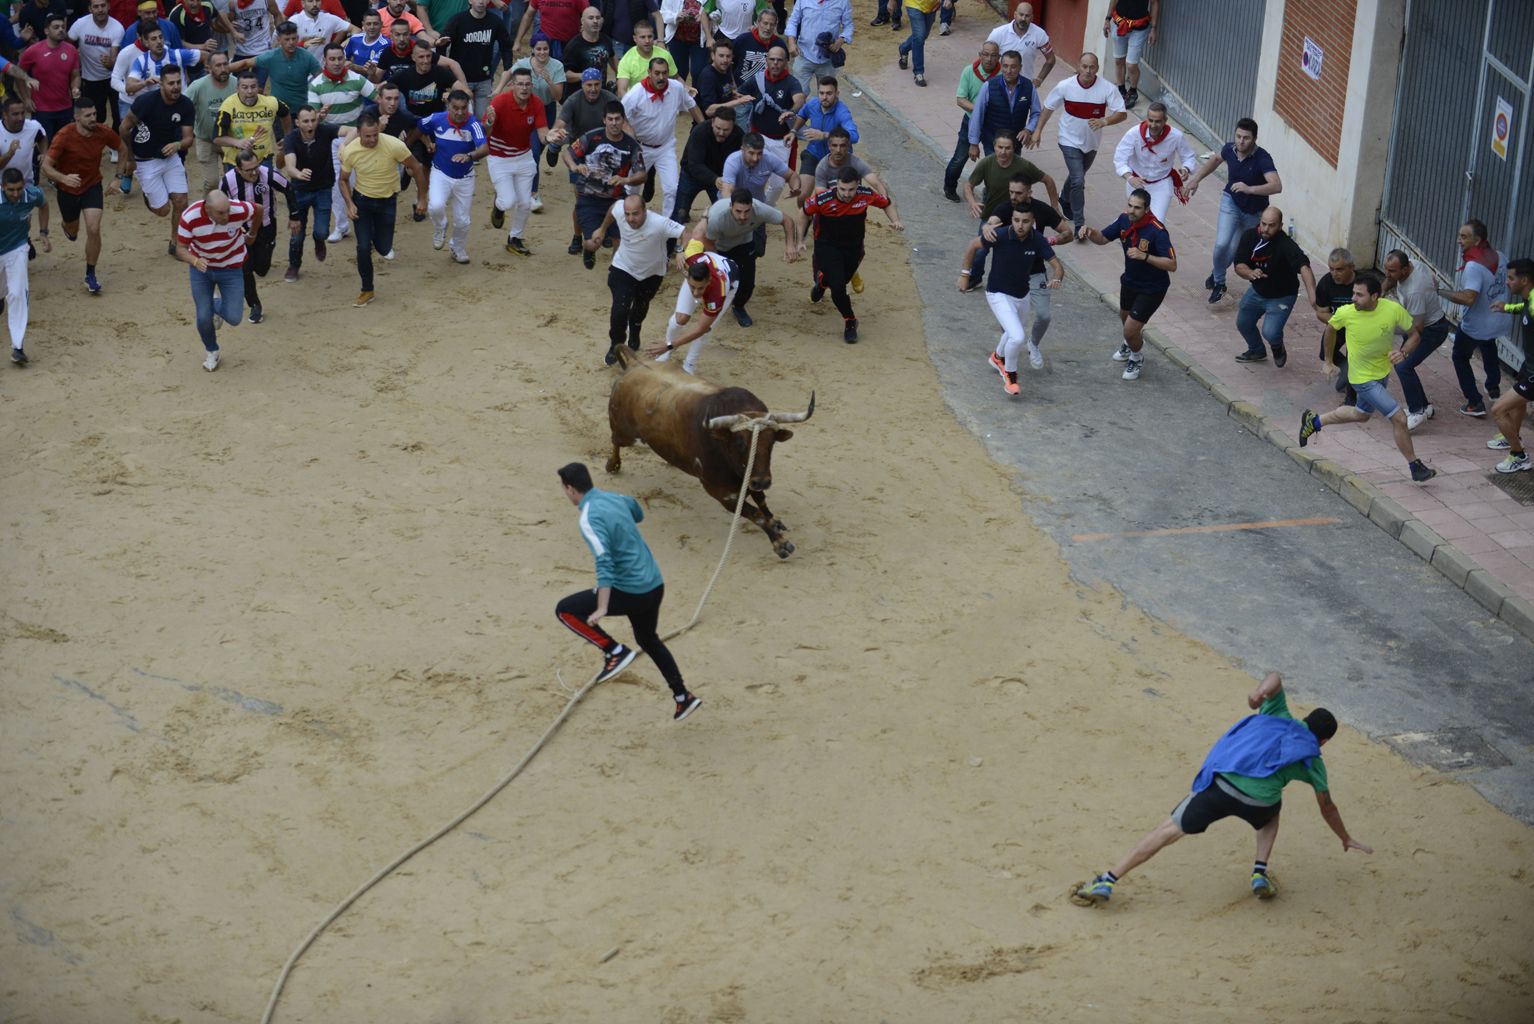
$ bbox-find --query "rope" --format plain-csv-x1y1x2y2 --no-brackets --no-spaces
259,421,767,1024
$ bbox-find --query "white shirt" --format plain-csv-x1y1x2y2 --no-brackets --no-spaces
709,0,758,39
620,78,697,148
110,45,141,109
986,21,1052,81
69,14,124,82
610,202,685,279
1044,74,1125,152
291,11,351,57
1113,121,1197,183
0,119,46,185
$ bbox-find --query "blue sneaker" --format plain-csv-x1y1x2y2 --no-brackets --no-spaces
1072,873,1115,906
84,272,101,295
118,174,132,196
1299,409,1321,447
1251,872,1277,899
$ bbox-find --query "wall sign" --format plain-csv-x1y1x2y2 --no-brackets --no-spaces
1301,36,1323,80
1492,96,1513,160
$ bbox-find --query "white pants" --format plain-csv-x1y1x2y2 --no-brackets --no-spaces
0,244,29,351
428,167,476,254
636,141,679,221
331,138,352,235
987,290,1032,373
1127,175,1177,221
761,134,791,204
659,278,739,374
488,152,536,238
136,155,188,209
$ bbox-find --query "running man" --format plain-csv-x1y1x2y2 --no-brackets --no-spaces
798,164,902,344
118,61,196,257
483,66,558,256
41,96,129,295
1299,272,1438,483
555,461,701,722
1488,259,1534,473
337,109,428,306
1111,100,1194,222
593,192,685,364
1072,671,1370,907
219,149,288,324
175,189,257,372
958,204,1062,396
644,239,736,373
562,99,646,268
420,88,488,264
1083,187,1173,381
0,167,49,367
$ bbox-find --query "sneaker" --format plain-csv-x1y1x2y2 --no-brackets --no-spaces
1121,356,1142,381
84,271,102,295
1072,874,1115,906
988,351,1007,382
314,238,327,262
850,272,864,294
283,265,299,283
451,248,470,264
10,346,27,365
568,232,582,255
506,237,532,257
545,145,560,168
382,249,395,261
733,306,753,327
354,290,375,307
248,304,263,324
326,228,344,244
1406,404,1434,431
1126,86,1139,107
1027,340,1043,369
942,188,962,203
1409,459,1437,483
117,174,131,195
1273,346,1287,368
582,250,596,270
1208,282,1226,303
202,349,220,372
1203,274,1216,290
604,345,619,366
1235,351,1267,363
530,194,543,212
1459,401,1487,417
869,13,888,24
810,284,825,303
1251,872,1277,899
167,240,178,258
595,644,637,684
898,52,909,71
1299,409,1321,447
1111,342,1133,361
1488,433,1511,450
1004,370,1020,396
1496,452,1532,474
843,318,859,344
490,207,505,229
939,21,950,35
432,226,446,249
673,692,702,721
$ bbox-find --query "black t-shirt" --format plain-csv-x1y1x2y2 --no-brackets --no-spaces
1111,0,1152,20
389,63,458,116
376,45,416,80
169,2,218,47
128,90,194,160
562,34,616,81
731,30,782,87
362,101,421,139
741,71,800,139
694,64,738,118
1234,229,1310,299
17,0,72,41
442,10,511,82
282,122,341,190
1314,272,1355,342
993,197,1062,235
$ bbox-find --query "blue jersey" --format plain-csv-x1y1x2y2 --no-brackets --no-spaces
345,33,389,68
0,185,44,256
421,112,486,178
1101,212,1175,293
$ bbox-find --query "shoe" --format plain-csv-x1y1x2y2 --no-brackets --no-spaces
582,250,595,270
315,238,327,262
283,265,298,283
1409,459,1437,483
1121,356,1142,381
1111,342,1133,361
432,226,446,249
118,174,131,195
1405,404,1434,431
1126,87,1139,106
602,236,614,249
1496,452,1532,474
248,304,263,324
451,249,470,264
1458,401,1487,417
939,21,950,35
530,194,543,212
10,346,27,365
674,692,702,721
1204,274,1216,290
354,290,375,307
545,145,560,168
1488,433,1511,450
891,18,902,30
63,228,77,241
1234,351,1267,363
898,52,909,70
1004,370,1020,396
382,249,395,261
850,272,864,294
595,644,637,684
84,271,102,295
913,74,927,87
569,233,582,255
506,237,532,257
989,351,1007,382
202,349,220,372
326,228,343,244
733,306,753,327
167,240,177,258
1299,409,1321,447
810,284,825,303
490,207,505,229
1027,340,1043,369
1208,282,1226,303
869,13,888,24
843,318,859,344
1072,874,1115,906
943,188,961,203
1251,872,1277,899
1273,346,1287,368
604,346,618,366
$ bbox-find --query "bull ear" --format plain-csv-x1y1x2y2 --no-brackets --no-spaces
773,429,794,442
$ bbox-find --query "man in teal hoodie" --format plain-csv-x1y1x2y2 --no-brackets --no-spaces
555,462,702,721
1072,671,1370,905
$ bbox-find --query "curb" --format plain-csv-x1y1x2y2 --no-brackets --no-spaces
844,68,1534,646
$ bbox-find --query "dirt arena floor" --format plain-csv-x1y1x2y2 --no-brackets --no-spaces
2,152,1532,1023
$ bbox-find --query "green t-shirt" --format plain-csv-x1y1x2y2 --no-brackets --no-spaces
968,154,1044,218
617,44,678,84
424,0,470,32
956,64,992,106
1329,299,1412,385
1221,691,1329,804
256,47,322,113
185,74,239,141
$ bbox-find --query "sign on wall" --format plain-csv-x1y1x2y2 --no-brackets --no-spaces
1492,96,1513,160
1301,36,1323,80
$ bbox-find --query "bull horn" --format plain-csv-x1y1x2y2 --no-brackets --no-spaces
704,413,749,430
765,392,816,425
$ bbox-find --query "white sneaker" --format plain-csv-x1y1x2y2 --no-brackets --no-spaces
432,226,446,249
451,248,470,264
1121,357,1143,381
1496,452,1532,474
1027,340,1043,369
326,228,344,243
383,249,396,261
939,21,950,35
203,349,221,372
1406,404,1435,431
530,193,543,212
1112,342,1133,361
1488,433,1511,450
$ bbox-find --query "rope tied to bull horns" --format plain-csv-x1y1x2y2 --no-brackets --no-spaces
259,421,767,1024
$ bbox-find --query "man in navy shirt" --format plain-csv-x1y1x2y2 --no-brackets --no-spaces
1085,186,1176,381
1185,117,1280,303
958,204,1063,396
119,62,196,257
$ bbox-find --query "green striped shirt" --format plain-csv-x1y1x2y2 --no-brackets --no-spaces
308,71,375,127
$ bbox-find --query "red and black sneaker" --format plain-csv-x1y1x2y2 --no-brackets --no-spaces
595,644,637,684
673,692,702,721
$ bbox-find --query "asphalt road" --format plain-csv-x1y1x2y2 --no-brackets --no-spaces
846,94,1534,824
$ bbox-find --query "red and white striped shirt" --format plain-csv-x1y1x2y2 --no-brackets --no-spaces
176,199,256,268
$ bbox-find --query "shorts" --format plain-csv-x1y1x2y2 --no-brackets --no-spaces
799,149,821,177
56,182,105,223
1119,283,1166,323
1352,377,1401,420
135,155,189,209
1171,779,1280,835
1513,376,1534,401
1111,25,1151,63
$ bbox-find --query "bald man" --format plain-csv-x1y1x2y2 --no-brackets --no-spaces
1231,206,1315,367
176,187,258,371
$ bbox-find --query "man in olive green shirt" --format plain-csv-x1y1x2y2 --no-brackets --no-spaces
1072,671,1371,906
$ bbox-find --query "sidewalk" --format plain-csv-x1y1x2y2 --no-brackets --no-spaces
841,7,1534,638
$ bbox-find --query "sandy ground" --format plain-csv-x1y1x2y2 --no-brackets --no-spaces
3,127,1533,1023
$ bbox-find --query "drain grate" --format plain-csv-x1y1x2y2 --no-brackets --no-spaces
1488,469,1534,506
1385,728,1512,771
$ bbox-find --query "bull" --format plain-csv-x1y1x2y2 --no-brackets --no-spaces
605,350,815,559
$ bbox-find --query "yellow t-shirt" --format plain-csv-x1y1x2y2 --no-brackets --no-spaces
216,94,283,165
905,0,942,13
340,133,412,198
1329,298,1412,384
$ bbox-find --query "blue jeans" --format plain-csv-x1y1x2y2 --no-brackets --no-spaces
1393,316,1451,414
189,265,245,352
288,187,332,268
1212,191,1262,287
1058,145,1097,229
1235,289,1297,355
353,192,397,292
1453,329,1503,408
898,8,933,76
531,131,543,195
669,37,706,82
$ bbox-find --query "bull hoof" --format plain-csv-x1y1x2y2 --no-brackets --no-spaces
775,541,794,559
605,458,621,473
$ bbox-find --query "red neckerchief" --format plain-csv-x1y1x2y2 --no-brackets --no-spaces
1140,120,1169,151
182,2,207,24
1122,210,1158,248
765,66,788,83
1459,242,1498,274
321,67,348,82
1111,10,1151,35
447,111,468,128
236,0,257,8
751,29,772,45
972,59,997,81
641,75,668,102
134,37,150,51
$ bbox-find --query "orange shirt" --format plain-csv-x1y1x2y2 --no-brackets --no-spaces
46,124,124,194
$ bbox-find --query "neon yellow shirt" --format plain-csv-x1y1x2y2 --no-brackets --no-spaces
1329,298,1412,384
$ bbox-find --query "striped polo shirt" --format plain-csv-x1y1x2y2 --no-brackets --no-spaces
176,199,257,269
308,70,375,127
220,164,290,227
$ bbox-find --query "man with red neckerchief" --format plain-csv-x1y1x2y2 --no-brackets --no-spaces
483,66,563,255
1033,51,1125,237
644,240,735,374
1111,99,1193,222
731,7,783,86
941,38,997,203
1084,186,1176,382
619,55,701,223
796,163,902,344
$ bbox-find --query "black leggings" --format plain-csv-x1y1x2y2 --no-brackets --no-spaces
814,241,863,320
556,584,685,695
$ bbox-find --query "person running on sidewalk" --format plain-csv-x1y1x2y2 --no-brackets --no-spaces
645,240,737,372
1185,117,1281,303
1383,249,1452,432
41,96,128,295
1487,259,1534,474
1031,51,1125,237
958,204,1061,397
1102,0,1156,108
0,167,49,367
690,185,799,327
554,461,701,722
1313,248,1358,405
219,149,288,324
895,0,951,89
175,189,256,372
1231,206,1315,368
337,110,428,306
1299,272,1438,483
1437,219,1511,419
421,88,488,264
971,176,1069,359
942,39,998,204
1072,671,1370,907
985,2,1052,89
797,164,901,344
594,192,686,364
1112,100,1194,222
1083,186,1174,382
966,50,1038,158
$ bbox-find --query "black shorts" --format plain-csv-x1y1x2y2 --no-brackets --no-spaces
57,182,104,223
799,150,821,176
1120,283,1167,323
1171,779,1280,834
1514,376,1534,401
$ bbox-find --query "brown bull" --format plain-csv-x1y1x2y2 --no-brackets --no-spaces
605,350,815,559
